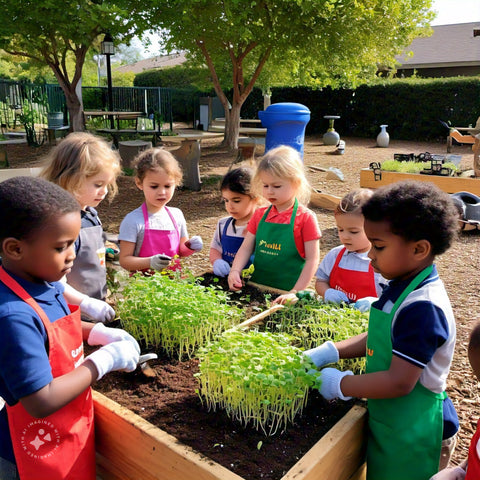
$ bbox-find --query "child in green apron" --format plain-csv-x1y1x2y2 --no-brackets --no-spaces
305,181,459,480
227,145,321,295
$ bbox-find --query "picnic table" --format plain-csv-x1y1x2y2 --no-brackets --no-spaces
96,128,162,148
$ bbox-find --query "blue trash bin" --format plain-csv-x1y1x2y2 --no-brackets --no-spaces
258,103,310,158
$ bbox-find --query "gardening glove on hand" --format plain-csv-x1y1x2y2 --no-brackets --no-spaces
85,340,140,381
317,368,354,401
213,259,231,277
80,296,115,323
304,341,339,368
353,296,378,313
429,467,466,480
150,253,172,271
87,323,140,354
185,235,203,252
324,288,350,304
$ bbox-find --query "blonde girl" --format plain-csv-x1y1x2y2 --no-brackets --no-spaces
210,167,262,277
41,132,121,322
228,145,321,294
315,188,386,311
118,148,203,273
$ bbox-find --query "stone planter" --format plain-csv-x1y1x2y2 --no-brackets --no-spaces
94,392,366,480
360,168,480,195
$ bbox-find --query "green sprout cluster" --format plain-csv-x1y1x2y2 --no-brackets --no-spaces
196,330,317,436
116,272,244,360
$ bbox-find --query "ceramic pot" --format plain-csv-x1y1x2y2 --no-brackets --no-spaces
376,125,389,148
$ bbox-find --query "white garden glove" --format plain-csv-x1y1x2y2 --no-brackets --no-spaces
213,259,231,277
324,288,350,304
85,341,140,381
87,323,140,354
150,253,172,271
185,235,203,251
353,296,378,313
304,341,339,368
80,296,115,323
429,467,466,480
317,368,354,401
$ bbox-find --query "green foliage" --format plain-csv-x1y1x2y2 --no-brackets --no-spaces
116,271,244,360
381,159,458,173
263,301,369,374
196,330,317,436
135,65,212,90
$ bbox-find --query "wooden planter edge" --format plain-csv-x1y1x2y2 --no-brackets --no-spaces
94,391,367,480
359,168,480,195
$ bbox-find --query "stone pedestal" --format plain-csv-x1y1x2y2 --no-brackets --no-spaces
118,140,152,169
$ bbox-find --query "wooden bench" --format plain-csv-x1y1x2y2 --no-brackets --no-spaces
96,128,161,148
43,125,70,145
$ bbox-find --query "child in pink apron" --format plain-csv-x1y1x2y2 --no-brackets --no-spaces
315,188,386,311
0,177,140,480
41,132,122,322
119,148,203,273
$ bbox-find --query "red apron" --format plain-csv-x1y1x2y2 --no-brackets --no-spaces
329,247,377,302
466,419,480,479
138,203,181,271
0,267,96,480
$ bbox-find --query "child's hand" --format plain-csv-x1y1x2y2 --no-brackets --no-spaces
150,254,172,271
213,259,231,277
304,341,339,368
429,467,466,480
87,323,140,354
272,293,298,305
324,288,350,304
228,270,243,291
185,236,203,251
353,296,378,313
317,368,354,401
85,340,140,380
80,297,115,322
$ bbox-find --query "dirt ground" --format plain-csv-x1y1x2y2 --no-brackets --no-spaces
6,132,480,475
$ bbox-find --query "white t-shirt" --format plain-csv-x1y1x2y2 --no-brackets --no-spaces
119,205,188,256
210,216,247,254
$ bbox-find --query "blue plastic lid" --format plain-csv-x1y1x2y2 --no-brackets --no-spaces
262,102,310,114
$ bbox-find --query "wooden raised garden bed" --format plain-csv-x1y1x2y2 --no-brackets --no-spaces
359,168,480,195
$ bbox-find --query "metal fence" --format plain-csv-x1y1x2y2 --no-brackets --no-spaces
0,80,173,130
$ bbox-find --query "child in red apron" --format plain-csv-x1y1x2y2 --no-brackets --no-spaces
304,181,459,480
41,132,122,322
228,146,321,296
430,323,480,480
210,167,262,277
315,188,385,311
119,148,203,273
0,177,140,480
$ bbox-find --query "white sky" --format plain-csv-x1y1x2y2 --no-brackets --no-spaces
431,0,480,25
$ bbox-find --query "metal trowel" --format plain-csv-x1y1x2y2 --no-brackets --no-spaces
138,353,158,378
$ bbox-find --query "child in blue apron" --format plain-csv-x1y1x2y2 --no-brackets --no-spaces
430,323,480,480
228,145,321,294
119,148,203,273
0,177,140,480
41,132,121,322
209,167,262,277
315,188,386,311
305,181,459,480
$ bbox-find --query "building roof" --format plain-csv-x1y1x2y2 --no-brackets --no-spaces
116,52,187,74
396,22,480,69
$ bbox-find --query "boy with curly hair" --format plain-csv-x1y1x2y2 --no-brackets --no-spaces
305,181,459,480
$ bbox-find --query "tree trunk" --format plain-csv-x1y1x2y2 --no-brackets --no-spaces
223,103,242,150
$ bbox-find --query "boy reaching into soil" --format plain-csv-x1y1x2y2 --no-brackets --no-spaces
0,177,140,480
430,322,480,480
118,148,203,273
209,167,262,277
305,181,459,480
315,188,386,311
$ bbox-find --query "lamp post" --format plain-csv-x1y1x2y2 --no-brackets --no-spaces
101,33,115,129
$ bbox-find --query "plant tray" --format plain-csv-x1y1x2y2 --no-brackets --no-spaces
360,168,480,195
94,304,367,480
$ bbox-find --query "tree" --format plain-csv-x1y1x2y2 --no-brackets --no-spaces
146,0,434,149
0,1,151,131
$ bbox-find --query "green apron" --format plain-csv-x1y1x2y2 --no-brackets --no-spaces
366,265,445,480
250,198,305,291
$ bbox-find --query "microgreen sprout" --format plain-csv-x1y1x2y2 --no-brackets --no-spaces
116,271,244,360
196,330,318,436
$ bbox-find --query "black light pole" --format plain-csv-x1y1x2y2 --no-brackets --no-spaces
101,33,115,129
